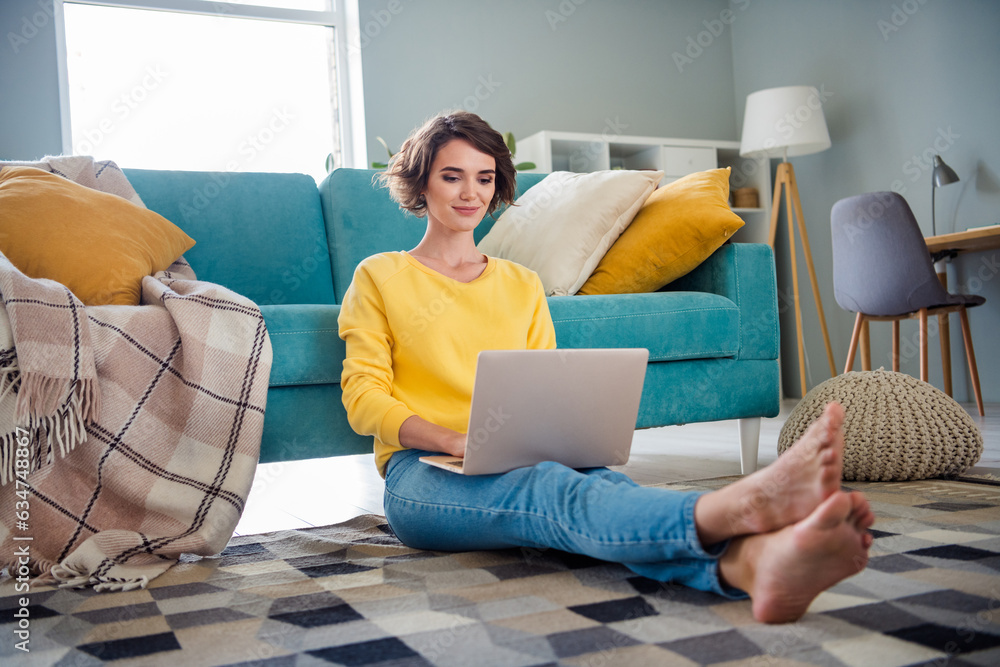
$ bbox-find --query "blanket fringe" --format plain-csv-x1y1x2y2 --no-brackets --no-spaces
3,555,54,581
0,430,26,487
3,552,148,592
2,373,99,486
0,362,24,487
0,359,18,404
18,374,98,449
51,561,149,592
17,373,101,422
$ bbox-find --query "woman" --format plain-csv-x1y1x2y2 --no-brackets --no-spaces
338,110,874,624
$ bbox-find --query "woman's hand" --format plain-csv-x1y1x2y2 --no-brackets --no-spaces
398,415,467,458
440,430,468,458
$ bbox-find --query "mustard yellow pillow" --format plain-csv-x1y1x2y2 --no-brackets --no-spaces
0,166,195,305
578,168,744,295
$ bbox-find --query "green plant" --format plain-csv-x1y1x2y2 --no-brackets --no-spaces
503,132,536,171
370,136,395,170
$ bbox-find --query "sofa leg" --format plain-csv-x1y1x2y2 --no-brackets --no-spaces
738,417,761,474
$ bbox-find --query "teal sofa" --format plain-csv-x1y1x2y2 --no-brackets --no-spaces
124,167,781,473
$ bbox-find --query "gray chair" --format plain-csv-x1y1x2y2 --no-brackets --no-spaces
830,191,985,415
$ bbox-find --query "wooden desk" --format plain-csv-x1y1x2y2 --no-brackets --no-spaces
925,224,1000,255
922,224,999,400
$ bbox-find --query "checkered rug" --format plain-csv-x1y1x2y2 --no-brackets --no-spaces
3,478,1000,666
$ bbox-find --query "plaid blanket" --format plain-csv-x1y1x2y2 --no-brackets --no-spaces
0,158,272,591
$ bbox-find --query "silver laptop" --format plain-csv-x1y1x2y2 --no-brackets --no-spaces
419,348,648,475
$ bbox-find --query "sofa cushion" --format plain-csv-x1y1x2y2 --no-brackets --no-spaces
261,304,344,387
547,291,739,362
126,169,336,307
664,244,779,361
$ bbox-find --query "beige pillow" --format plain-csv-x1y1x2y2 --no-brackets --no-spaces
478,170,663,296
0,166,195,306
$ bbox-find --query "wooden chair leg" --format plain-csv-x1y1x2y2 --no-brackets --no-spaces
860,319,872,371
892,320,900,372
845,313,864,373
939,312,952,396
958,308,985,416
919,308,929,382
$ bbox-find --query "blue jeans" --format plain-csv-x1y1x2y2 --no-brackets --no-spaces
383,448,745,598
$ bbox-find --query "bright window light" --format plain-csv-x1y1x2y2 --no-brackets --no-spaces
63,2,338,182
221,0,329,9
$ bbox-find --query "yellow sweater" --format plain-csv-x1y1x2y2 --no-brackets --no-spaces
338,251,557,476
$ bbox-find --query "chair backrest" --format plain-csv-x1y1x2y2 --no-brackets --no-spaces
830,192,951,317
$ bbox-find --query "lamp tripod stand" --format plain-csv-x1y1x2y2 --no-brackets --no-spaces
768,161,838,396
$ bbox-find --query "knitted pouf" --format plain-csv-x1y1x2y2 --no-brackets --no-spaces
777,369,983,481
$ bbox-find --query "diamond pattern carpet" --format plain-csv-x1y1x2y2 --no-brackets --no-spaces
3,478,999,666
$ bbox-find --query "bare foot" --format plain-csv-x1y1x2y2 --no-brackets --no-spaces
722,490,875,624
695,402,846,545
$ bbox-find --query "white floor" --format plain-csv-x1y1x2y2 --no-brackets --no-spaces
234,400,1000,536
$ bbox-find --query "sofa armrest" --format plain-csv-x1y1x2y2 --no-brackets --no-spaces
661,243,779,361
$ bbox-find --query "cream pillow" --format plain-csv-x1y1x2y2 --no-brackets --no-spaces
477,170,663,296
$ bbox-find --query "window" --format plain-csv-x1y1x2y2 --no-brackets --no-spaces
57,0,365,182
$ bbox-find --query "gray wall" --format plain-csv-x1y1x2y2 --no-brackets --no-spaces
731,0,1000,402
0,0,63,159
357,0,740,161
3,0,998,403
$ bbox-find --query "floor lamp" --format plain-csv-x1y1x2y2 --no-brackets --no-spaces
740,85,838,397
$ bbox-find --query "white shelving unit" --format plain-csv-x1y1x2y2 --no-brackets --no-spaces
515,131,772,245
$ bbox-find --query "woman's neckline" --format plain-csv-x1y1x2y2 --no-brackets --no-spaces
402,251,493,284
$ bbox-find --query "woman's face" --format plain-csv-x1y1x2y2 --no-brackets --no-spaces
421,138,496,235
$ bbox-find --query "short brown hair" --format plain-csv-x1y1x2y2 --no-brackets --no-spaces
378,110,517,218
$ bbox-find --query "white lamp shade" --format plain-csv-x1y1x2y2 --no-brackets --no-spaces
739,85,831,158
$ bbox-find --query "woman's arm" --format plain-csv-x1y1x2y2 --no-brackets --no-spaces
398,416,467,457
340,263,418,447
